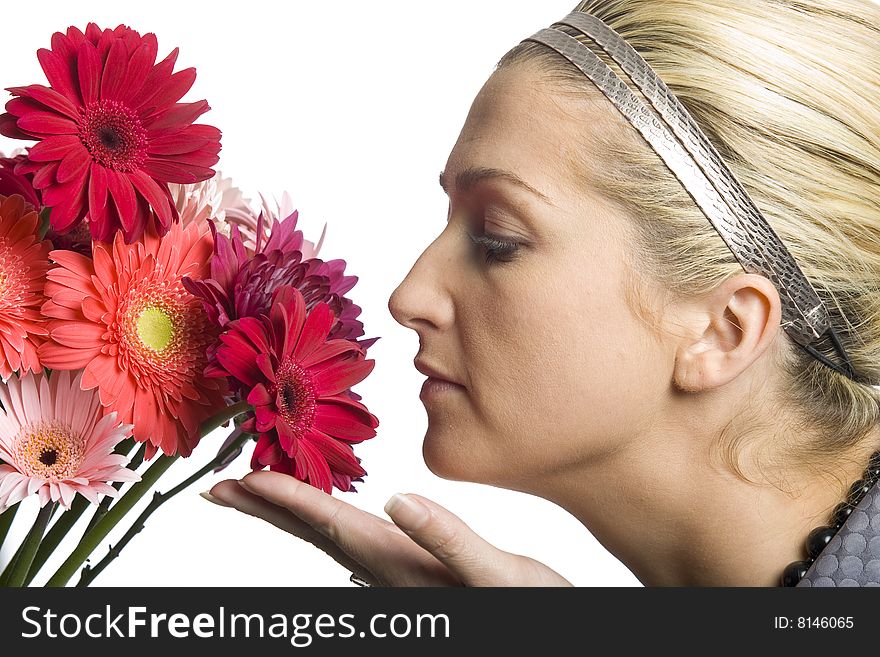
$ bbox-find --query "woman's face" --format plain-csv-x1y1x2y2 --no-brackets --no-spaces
388,63,671,490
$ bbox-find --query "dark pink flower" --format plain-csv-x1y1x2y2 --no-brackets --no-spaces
208,285,378,493
0,23,221,243
0,152,41,208
183,210,379,403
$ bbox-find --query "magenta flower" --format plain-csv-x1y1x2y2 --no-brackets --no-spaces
183,210,379,357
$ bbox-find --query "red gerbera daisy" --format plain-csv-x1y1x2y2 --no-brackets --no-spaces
0,23,221,243
209,285,379,493
0,193,51,381
0,152,41,208
38,219,228,459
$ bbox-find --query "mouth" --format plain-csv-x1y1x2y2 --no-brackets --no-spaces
418,376,465,403
413,359,463,387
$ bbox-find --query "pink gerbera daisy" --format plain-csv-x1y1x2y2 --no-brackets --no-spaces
38,219,228,459
0,23,221,243
208,285,378,493
0,193,52,382
0,370,140,512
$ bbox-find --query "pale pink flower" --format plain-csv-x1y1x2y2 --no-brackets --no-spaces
254,190,325,260
0,370,140,511
171,171,326,258
170,171,257,246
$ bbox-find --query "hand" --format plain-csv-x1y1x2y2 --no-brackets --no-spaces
205,471,573,587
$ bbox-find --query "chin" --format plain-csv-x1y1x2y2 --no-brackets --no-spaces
421,425,496,485
422,429,465,481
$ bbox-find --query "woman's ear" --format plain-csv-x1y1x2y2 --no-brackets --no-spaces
672,273,783,392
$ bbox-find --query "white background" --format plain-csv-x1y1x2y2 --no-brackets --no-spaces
0,0,646,587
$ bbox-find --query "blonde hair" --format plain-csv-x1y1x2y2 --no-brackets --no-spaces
497,0,880,484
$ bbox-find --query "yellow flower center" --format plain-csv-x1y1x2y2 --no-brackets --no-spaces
137,306,175,353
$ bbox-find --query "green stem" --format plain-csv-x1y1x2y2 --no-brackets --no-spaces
0,504,58,588
45,455,177,587
4,503,56,587
45,401,251,587
0,503,20,553
0,533,24,587
202,400,251,435
82,442,147,536
23,440,145,586
38,207,51,239
77,428,250,587
1,505,59,586
22,497,89,586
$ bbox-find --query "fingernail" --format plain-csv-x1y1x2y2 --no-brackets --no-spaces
200,491,232,507
384,493,429,530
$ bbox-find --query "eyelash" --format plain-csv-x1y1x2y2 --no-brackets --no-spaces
467,231,522,265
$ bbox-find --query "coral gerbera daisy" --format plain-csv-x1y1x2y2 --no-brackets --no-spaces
38,219,228,459
0,23,221,243
208,285,379,493
0,370,139,512
0,193,51,382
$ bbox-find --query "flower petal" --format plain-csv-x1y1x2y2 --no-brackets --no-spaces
311,357,375,397
106,170,137,232
128,170,172,227
313,400,377,441
144,100,209,136
99,39,128,101
77,41,102,106
16,111,78,136
293,302,334,362
27,135,81,162
37,48,82,104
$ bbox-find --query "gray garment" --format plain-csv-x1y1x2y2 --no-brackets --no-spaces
797,478,880,586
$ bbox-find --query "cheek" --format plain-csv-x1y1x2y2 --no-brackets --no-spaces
459,255,664,473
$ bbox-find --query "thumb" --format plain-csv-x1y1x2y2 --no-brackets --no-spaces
383,492,516,586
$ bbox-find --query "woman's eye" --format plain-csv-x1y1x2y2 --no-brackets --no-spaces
467,231,521,265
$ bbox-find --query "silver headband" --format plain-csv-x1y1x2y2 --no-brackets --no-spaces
524,11,862,383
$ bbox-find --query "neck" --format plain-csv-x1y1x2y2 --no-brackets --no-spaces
522,424,878,587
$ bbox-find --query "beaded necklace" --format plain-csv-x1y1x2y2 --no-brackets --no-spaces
780,449,880,586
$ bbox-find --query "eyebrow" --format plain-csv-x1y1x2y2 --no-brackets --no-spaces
438,166,554,206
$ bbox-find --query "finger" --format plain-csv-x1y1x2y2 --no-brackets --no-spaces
383,492,518,586
238,471,403,541
208,479,378,585
235,471,452,586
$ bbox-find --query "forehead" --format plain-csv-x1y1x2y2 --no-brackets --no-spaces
443,64,605,204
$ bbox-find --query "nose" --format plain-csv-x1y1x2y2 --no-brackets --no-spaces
388,229,456,335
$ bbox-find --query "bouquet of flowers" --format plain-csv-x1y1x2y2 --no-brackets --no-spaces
0,23,380,587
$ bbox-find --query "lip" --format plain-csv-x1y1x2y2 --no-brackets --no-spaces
419,377,464,402
413,359,463,387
